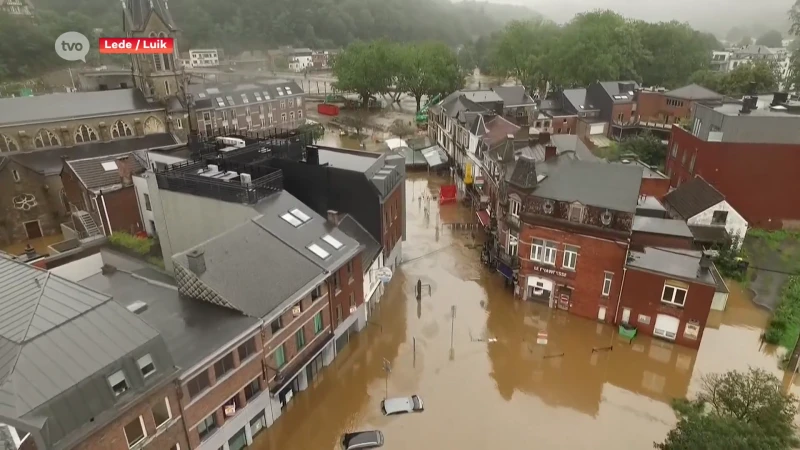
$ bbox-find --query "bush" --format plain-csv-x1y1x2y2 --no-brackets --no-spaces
711,235,747,281
108,232,153,256
765,276,800,347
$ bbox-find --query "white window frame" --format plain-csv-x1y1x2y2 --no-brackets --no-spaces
602,272,613,297
107,370,129,396
123,415,147,448
510,198,521,218
137,354,156,378
531,239,543,261
568,204,584,222
661,284,687,307
507,232,518,257
542,242,557,265
562,245,578,270
152,397,172,429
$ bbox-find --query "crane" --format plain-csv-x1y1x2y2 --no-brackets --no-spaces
415,93,442,125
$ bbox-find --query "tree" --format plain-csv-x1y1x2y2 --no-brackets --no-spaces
332,40,396,108
721,61,778,95
655,368,800,450
788,1,800,92
737,36,753,47
491,19,560,93
635,21,712,88
617,132,667,168
756,30,784,47
689,69,725,93
396,42,462,112
388,119,417,139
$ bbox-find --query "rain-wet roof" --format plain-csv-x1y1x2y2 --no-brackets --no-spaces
626,247,717,285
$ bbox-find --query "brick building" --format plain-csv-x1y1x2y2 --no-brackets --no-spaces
635,84,723,129
666,93,800,229
0,256,187,450
618,248,723,348
496,152,643,322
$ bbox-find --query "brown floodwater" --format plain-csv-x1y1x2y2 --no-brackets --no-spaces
252,174,797,450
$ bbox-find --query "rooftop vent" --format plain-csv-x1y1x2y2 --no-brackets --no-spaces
187,249,206,275
126,301,148,314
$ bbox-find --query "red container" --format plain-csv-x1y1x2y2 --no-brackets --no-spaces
317,103,340,116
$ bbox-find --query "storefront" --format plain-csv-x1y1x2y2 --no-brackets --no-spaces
228,427,247,450
305,353,325,386
277,377,301,410
523,264,574,309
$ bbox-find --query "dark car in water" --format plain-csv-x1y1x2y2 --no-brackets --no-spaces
341,430,384,449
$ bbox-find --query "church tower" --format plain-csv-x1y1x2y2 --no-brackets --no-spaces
123,0,181,103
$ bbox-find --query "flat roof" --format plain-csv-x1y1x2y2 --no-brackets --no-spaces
626,247,717,285
318,148,378,172
632,217,694,238
712,103,800,118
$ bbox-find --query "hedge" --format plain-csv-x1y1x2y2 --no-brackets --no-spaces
764,276,800,348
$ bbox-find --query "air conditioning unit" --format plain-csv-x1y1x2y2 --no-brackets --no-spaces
240,173,252,185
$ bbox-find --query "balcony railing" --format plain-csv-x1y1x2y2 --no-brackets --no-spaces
611,119,673,130
494,249,520,269
156,159,284,204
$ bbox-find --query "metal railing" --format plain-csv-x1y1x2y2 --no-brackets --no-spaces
156,170,283,204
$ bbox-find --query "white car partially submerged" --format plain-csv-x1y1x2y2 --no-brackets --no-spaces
381,395,424,415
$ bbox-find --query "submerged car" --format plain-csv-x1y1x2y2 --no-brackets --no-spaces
381,395,424,415
341,430,384,450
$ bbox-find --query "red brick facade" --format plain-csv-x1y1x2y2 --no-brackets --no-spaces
617,267,716,349
635,91,693,125
667,126,800,229
631,231,693,250
611,103,636,125
517,223,629,322
382,185,404,256
639,178,670,200
327,254,365,330
61,167,144,235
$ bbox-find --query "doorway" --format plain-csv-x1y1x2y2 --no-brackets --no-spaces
621,308,631,324
23,220,42,239
598,306,607,322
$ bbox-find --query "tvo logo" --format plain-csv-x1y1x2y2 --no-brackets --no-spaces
55,32,90,62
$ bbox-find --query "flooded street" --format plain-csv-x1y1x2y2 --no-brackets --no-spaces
252,174,796,450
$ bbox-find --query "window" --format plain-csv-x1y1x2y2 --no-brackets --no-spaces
510,198,521,217
241,93,249,103
711,210,728,225
602,272,613,297
638,314,651,325
289,111,295,121
297,98,302,106
336,305,342,325
281,113,287,122
214,353,235,378
322,234,343,249
245,107,251,117
275,344,286,368
254,92,263,102
108,370,129,396
271,316,283,334
312,285,323,301
75,124,98,143
197,414,217,441
244,378,261,401
333,272,341,291
34,129,60,148
226,96,235,106
568,204,584,222
684,321,700,340
137,354,156,378
314,312,323,334
164,80,171,95
349,293,356,310
507,232,518,257
543,242,557,265
671,143,678,157
111,120,133,138
308,243,330,259
187,371,210,398
346,260,354,279
144,193,151,211
12,170,20,182
281,212,303,227
238,338,257,361
298,110,303,119
290,208,310,222
662,283,687,307
681,151,687,166
203,112,211,121
295,329,306,350
531,239,544,261
562,245,578,270
280,100,286,109
289,99,294,107
152,398,171,428
123,416,147,447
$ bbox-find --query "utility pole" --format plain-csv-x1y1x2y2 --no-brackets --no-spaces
450,305,456,350
382,359,391,400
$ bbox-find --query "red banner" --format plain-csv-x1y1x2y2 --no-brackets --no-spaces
98,37,175,54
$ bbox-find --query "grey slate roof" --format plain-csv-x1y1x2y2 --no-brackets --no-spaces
315,147,405,200
0,89,155,127
663,177,725,219
550,135,599,161
65,152,145,191
77,250,259,371
626,247,717,285
461,90,504,104
437,92,488,118
533,158,643,213
190,80,304,110
632,217,694,238
125,0,176,31
318,148,378,172
492,86,535,107
598,81,640,102
508,157,539,190
562,89,594,111
8,133,178,176
337,214,382,272
689,225,729,244
664,84,723,101
0,257,160,419
173,220,326,319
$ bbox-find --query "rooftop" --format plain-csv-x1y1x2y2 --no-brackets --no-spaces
0,89,156,127
626,247,717,286
65,152,144,192
436,91,489,119
598,81,639,103
189,80,304,110
663,176,725,219
664,84,723,101
562,89,594,111
533,157,644,213
125,0,176,31
461,90,504,104
337,214,382,271
712,101,800,117
70,250,260,371
492,86,535,107
318,148,378,171
312,146,405,200
632,216,694,238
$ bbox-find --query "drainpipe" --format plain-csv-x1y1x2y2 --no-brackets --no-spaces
613,248,630,325
100,191,114,236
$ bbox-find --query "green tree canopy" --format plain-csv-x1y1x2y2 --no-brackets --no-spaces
634,21,713,88
655,368,800,450
396,42,463,112
332,40,397,107
617,132,667,168
755,29,784,47
491,19,560,92
689,61,777,96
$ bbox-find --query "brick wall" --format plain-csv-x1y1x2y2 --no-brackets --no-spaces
667,126,800,229
263,291,332,376
382,185,404,257
518,223,628,321
100,187,144,234
611,103,635,124
639,177,670,200
618,268,715,349
328,253,365,329
0,164,65,246
631,231,693,250
179,331,263,448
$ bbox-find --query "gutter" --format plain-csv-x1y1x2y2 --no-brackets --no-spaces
3,108,164,128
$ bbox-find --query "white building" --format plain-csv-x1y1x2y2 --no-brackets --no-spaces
288,48,313,72
189,49,220,68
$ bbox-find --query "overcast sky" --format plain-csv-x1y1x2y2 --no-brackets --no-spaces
466,0,794,36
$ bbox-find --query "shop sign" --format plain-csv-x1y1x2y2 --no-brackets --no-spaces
532,264,574,279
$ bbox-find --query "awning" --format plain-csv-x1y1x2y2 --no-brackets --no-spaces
497,262,514,280
420,145,448,168
476,210,490,227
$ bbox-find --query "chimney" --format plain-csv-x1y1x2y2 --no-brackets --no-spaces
739,99,752,115
186,249,206,275
116,155,133,187
306,146,319,165
327,210,340,225
772,92,789,106
538,131,551,145
544,144,557,160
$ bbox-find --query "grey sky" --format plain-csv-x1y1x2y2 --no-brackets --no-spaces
462,0,793,36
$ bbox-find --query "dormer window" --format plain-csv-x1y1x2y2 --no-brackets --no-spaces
137,354,156,378
568,203,584,223
108,370,129,396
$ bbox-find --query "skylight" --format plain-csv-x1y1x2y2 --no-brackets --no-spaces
216,97,225,107
254,92,263,101
101,161,118,171
308,243,330,259
290,208,311,222
262,91,271,100
241,93,249,104
198,93,207,98
285,87,293,95
277,87,285,96
281,213,303,227
226,96,235,106
322,234,343,249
